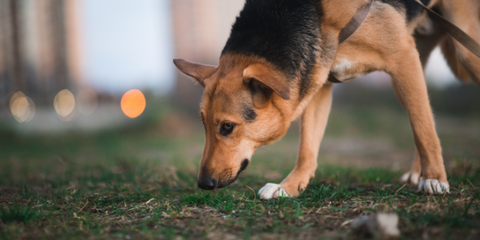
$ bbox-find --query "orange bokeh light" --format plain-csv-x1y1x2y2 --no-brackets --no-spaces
121,89,146,118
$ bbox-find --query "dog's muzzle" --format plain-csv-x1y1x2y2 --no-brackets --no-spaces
197,159,250,190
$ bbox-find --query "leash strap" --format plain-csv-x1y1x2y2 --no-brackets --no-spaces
328,0,372,83
328,0,480,84
338,0,373,44
413,0,480,58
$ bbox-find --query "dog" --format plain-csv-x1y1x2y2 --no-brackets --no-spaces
173,0,480,199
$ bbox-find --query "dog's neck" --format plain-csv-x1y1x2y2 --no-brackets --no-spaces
218,0,384,121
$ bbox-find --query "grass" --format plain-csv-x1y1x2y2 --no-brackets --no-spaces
0,103,479,239
0,205,40,224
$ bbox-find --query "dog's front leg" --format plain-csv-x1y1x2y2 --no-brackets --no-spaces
258,83,333,199
389,44,449,194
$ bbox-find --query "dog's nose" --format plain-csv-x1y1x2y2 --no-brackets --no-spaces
198,177,216,190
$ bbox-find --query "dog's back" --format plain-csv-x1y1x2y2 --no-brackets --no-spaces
224,0,480,86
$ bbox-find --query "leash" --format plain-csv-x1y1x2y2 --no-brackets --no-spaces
338,0,373,44
413,0,480,58
328,0,480,84
327,0,372,83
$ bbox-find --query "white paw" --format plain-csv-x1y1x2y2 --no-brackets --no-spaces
418,179,449,194
258,183,290,199
399,172,420,184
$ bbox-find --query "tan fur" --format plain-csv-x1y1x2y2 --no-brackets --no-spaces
437,0,480,85
440,37,472,82
196,55,293,187
243,64,291,100
175,0,480,196
326,1,449,186
279,83,333,196
398,0,480,182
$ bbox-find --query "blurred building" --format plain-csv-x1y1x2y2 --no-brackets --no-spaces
171,0,244,112
0,0,82,107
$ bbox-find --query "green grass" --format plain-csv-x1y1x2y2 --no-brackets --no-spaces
0,205,40,224
0,105,479,239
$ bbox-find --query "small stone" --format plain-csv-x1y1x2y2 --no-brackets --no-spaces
351,213,400,238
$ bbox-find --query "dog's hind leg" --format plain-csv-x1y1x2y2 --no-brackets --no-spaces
388,39,449,194
399,149,422,184
258,83,333,199
398,27,446,185
438,0,480,86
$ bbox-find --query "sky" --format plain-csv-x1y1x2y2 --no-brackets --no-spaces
80,0,175,95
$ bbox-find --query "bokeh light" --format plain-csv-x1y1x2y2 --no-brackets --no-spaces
121,89,146,118
54,89,76,118
9,91,36,123
77,88,98,116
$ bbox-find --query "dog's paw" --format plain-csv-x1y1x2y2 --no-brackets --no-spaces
399,171,420,184
418,179,449,194
258,183,290,199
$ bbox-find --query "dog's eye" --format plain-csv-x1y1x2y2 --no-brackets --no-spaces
220,123,235,136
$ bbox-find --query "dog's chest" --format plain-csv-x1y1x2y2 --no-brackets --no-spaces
330,58,368,81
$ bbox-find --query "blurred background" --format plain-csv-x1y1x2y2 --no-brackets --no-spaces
0,0,479,181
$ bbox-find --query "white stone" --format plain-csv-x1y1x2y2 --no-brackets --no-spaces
351,213,400,238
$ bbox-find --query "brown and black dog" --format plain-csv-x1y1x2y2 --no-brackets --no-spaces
173,0,480,199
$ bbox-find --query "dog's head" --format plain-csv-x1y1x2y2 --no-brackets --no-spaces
174,55,292,190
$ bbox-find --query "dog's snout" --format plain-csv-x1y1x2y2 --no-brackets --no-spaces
198,177,216,190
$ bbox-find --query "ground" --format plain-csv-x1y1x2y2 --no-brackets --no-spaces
1,93,479,239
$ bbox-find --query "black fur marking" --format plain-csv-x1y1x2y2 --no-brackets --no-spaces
222,0,321,101
298,55,316,99
242,104,257,122
217,159,250,188
383,0,431,22
238,159,249,174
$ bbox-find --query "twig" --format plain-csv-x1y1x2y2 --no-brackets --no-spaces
395,184,407,195
467,179,476,189
245,185,257,200
78,200,89,212
145,198,157,206
340,219,354,228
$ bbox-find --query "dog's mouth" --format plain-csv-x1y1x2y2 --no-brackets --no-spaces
208,159,250,189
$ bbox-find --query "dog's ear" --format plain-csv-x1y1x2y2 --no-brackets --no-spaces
243,64,290,108
173,59,217,87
